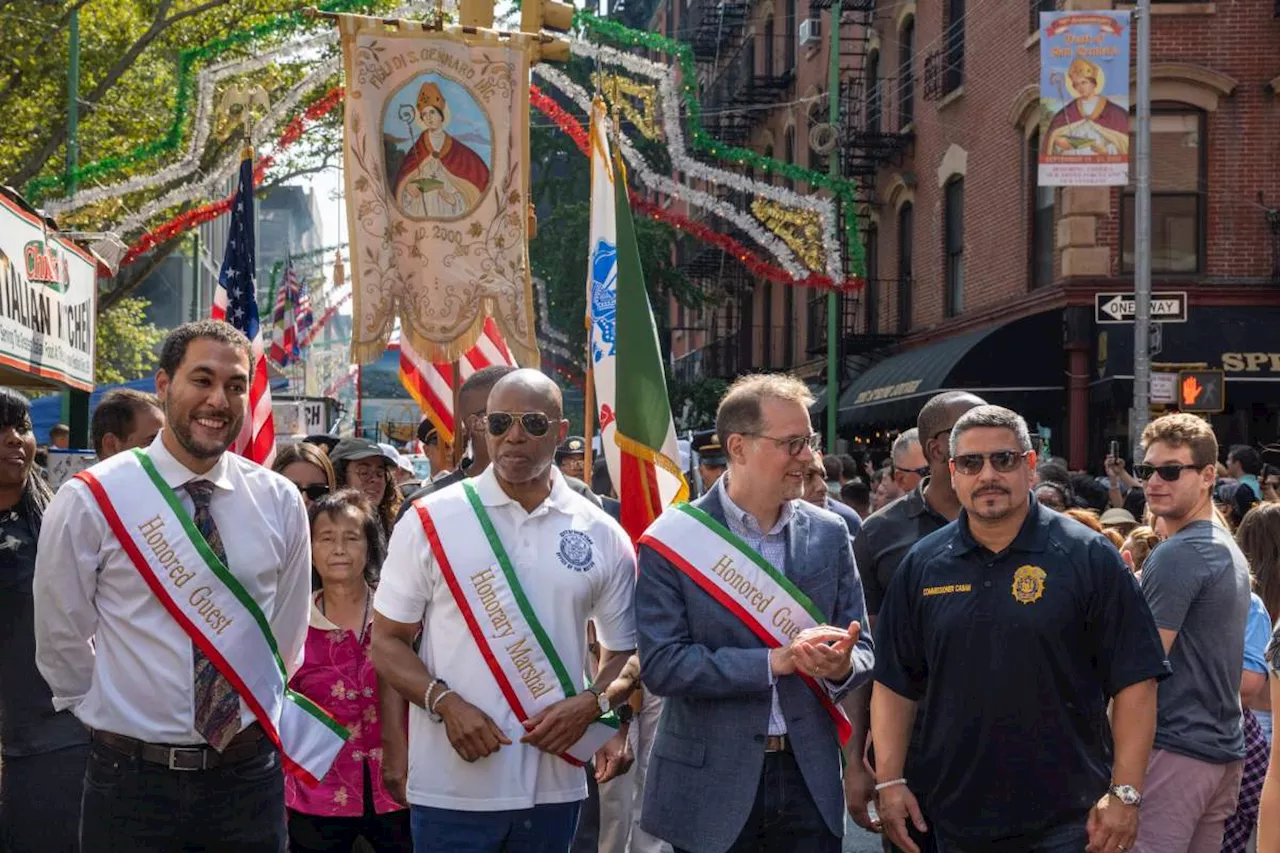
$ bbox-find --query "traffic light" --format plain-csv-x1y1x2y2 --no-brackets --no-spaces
520,0,573,62
1176,369,1225,413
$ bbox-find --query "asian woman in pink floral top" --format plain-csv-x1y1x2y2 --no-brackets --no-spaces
286,489,411,852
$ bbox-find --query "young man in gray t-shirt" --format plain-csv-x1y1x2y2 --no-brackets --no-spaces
1133,413,1250,853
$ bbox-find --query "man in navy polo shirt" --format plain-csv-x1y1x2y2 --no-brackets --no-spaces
870,405,1168,853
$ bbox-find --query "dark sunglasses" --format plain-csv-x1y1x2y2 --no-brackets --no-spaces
1133,463,1205,482
296,483,330,501
486,412,557,438
952,450,1030,476
895,465,930,477
745,431,823,457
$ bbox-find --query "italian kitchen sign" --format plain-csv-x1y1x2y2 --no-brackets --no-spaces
0,194,96,391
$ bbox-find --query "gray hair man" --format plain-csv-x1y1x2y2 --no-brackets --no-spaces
891,429,928,495
871,405,1165,853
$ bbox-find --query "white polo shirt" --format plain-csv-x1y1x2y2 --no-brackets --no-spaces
375,467,637,811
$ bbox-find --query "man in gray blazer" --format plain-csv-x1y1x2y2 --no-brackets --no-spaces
635,374,876,853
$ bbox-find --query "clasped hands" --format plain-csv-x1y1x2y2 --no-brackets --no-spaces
438,690,601,763
770,621,860,682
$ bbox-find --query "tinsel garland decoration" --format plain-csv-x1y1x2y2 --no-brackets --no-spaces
302,289,353,349
573,12,865,280
750,198,826,274
120,86,343,265
599,74,661,141
27,0,387,203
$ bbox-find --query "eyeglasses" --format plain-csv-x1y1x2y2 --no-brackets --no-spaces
1133,463,1205,482
296,483,330,501
745,432,822,457
951,450,1030,476
895,465,931,477
486,411,558,438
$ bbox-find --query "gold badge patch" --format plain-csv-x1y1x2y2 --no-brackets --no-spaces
1011,565,1046,604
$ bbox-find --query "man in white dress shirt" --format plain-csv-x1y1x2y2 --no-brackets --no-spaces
372,368,638,853
34,320,312,853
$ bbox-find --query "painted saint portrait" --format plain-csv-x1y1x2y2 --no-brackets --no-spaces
1042,57,1130,158
383,75,492,220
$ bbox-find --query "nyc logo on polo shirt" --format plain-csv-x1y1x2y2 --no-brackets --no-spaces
557,530,595,572
1011,565,1047,604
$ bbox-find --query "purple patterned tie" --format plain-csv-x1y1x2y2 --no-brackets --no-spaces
184,480,241,751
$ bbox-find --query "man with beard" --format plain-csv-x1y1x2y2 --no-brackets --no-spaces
372,369,638,852
34,320,312,852
871,405,1167,853
635,374,874,853
0,389,90,853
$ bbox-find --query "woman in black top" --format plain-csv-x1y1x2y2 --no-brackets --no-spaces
0,389,89,853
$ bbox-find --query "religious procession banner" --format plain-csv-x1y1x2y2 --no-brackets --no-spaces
340,17,539,366
1038,11,1131,187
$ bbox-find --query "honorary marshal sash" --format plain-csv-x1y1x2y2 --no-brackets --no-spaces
76,450,349,786
414,480,618,766
640,503,852,744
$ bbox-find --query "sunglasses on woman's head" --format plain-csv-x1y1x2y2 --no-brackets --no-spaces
296,483,330,501
951,450,1030,476
1133,463,1205,482
486,412,556,438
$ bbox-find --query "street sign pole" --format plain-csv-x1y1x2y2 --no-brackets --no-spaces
1132,0,1152,458
824,0,842,454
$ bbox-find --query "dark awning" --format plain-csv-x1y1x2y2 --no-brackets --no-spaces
837,314,1066,430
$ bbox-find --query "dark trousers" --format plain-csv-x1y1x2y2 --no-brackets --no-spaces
934,815,1089,853
677,752,839,853
79,738,286,853
410,801,582,853
288,762,411,853
0,742,90,853
568,762,600,853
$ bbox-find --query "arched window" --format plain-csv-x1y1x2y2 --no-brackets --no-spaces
897,203,913,333
899,17,915,127
944,178,964,317
867,51,882,133
1120,108,1205,274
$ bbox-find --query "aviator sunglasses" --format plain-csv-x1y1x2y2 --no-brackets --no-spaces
951,450,1030,476
296,483,330,501
1133,462,1206,482
486,412,560,438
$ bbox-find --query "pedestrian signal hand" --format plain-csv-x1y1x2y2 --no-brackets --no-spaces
1176,370,1224,413
1181,374,1204,407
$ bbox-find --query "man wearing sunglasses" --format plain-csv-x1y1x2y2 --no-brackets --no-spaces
847,391,985,848
1130,414,1251,853
890,429,929,496
871,405,1167,853
634,373,874,853
373,369,639,853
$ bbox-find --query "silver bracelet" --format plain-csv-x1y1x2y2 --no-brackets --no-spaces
874,778,908,793
428,688,455,722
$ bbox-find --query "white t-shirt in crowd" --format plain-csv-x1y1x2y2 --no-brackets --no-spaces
374,466,637,811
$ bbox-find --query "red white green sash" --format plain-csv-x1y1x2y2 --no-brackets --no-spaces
75,449,349,786
413,480,618,766
639,503,852,744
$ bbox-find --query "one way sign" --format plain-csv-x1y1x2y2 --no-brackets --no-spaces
1095,291,1188,324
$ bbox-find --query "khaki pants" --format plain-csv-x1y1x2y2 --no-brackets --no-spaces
597,692,671,853
1132,748,1244,853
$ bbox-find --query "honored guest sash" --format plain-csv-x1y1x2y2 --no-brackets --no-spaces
413,481,618,767
75,450,349,786
640,503,853,744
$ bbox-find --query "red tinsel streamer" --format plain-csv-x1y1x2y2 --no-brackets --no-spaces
121,87,343,266
528,85,860,292
300,288,352,349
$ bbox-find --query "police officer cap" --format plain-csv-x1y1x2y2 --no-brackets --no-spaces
693,429,726,466
555,436,586,463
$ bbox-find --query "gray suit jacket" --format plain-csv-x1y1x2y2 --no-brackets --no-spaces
635,482,875,853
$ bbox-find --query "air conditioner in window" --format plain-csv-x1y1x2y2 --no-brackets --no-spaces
799,18,822,47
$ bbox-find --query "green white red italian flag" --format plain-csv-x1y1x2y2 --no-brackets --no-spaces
587,99,688,540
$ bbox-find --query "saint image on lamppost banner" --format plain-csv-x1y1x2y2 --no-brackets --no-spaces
1038,11,1131,187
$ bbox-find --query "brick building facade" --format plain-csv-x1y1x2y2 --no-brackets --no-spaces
648,0,1280,467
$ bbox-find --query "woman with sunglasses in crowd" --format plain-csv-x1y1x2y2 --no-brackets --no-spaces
286,489,411,853
274,441,337,509
329,438,403,545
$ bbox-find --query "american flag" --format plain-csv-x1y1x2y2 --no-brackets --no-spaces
269,259,301,368
391,317,517,446
296,277,314,342
212,156,276,466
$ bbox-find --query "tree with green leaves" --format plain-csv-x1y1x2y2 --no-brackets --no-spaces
94,295,165,384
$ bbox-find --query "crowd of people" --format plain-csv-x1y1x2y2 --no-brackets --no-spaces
2,317,1280,853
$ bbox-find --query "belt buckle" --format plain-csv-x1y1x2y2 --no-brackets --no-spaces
167,747,207,771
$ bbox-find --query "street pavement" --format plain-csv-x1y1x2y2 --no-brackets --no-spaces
844,817,883,853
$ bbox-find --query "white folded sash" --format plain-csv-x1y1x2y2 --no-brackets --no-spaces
413,480,618,766
640,502,852,744
76,449,349,786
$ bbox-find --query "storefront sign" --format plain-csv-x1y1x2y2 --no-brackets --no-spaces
0,194,96,390
1038,12,1131,187
1221,353,1280,374
853,379,922,405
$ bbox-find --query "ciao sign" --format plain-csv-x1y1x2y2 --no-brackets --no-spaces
853,379,923,405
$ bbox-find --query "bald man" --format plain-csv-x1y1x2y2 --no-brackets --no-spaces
372,369,641,853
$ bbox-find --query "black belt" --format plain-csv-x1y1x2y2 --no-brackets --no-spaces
764,735,792,753
92,724,267,771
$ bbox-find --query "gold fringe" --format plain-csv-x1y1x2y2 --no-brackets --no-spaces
614,430,690,507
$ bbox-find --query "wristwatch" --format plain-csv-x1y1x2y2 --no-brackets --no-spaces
616,704,635,725
1109,784,1142,806
585,685,610,715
